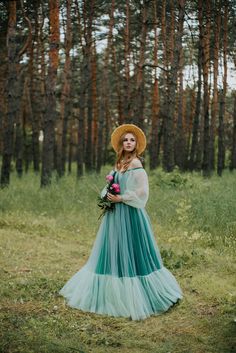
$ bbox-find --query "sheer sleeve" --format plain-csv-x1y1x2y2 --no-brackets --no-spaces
121,168,149,208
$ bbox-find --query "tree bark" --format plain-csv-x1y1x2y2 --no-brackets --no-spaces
41,0,59,187
84,0,94,173
75,0,85,177
110,0,123,125
217,1,228,176
189,40,202,171
1,1,18,186
123,0,131,119
230,93,236,170
210,2,221,170
68,119,76,174
96,0,114,172
57,0,72,177
92,41,98,168
149,0,160,170
174,0,185,170
30,6,41,173
201,0,211,177
0,27,7,156
163,0,185,172
217,90,225,176
133,1,148,130
15,76,25,178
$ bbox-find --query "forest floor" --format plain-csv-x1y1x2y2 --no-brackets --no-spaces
0,167,236,353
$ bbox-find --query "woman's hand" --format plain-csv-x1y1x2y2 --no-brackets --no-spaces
107,193,122,203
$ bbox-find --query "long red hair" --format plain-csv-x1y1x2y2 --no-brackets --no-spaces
115,132,142,172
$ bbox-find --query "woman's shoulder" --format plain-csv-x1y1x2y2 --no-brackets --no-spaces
129,158,143,169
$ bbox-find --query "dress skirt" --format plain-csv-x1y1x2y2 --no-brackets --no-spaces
59,199,183,320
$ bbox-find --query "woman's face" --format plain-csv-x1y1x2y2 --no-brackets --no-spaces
123,133,136,153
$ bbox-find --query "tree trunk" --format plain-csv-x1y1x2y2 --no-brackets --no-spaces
57,0,72,177
1,1,18,187
75,0,85,177
163,0,185,172
0,24,8,156
96,0,114,172
92,41,98,168
217,90,225,176
15,75,31,177
77,61,86,178
15,83,24,178
149,0,160,170
186,90,195,169
123,0,131,119
110,1,123,125
201,0,211,177
41,0,59,187
230,93,236,170
174,0,185,170
209,2,221,171
103,108,110,165
30,8,40,173
189,40,202,171
68,119,75,174
96,103,104,174
161,0,168,87
217,1,228,176
133,1,148,130
85,0,94,173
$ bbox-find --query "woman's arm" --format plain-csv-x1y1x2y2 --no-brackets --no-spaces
121,169,149,208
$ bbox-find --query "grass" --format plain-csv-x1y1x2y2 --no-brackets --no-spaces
0,166,236,353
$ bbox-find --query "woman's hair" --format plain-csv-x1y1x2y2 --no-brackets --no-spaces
115,132,142,172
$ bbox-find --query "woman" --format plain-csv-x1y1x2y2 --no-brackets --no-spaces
59,124,183,320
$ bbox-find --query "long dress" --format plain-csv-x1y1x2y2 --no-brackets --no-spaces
59,167,183,320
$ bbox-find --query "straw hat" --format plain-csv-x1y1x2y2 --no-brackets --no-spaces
111,124,146,154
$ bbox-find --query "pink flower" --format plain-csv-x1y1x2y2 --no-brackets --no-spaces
111,183,120,193
106,175,114,182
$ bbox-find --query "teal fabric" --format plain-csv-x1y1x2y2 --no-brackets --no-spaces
59,169,183,320
94,203,162,277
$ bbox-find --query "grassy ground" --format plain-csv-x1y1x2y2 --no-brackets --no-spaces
0,167,236,353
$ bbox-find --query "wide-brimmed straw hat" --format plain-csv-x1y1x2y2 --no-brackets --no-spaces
111,124,146,154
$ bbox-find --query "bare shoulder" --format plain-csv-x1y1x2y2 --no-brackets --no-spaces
129,158,143,169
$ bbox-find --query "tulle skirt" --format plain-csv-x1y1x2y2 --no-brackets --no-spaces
59,203,183,320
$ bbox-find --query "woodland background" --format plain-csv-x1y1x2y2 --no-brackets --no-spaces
0,2,236,353
0,0,236,186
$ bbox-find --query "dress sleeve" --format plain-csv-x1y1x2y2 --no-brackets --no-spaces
121,169,149,208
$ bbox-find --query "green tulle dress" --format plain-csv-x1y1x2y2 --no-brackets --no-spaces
59,168,183,320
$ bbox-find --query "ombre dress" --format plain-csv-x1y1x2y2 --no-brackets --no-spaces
59,167,183,320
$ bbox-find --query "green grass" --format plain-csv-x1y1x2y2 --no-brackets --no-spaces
0,167,236,353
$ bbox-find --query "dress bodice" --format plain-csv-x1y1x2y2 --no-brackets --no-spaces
112,167,149,209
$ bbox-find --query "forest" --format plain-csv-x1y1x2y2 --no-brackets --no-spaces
0,0,236,186
1,2,236,353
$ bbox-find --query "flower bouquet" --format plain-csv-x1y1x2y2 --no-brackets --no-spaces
97,171,120,219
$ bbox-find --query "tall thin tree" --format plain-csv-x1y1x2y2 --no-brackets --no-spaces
57,0,72,177
1,1,17,186
149,0,160,170
230,92,236,170
163,0,185,172
217,1,228,176
41,0,59,186
201,0,211,176
133,0,148,130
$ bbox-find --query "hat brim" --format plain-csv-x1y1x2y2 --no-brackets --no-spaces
111,124,146,154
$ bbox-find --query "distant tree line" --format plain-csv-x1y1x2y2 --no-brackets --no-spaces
0,0,236,187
